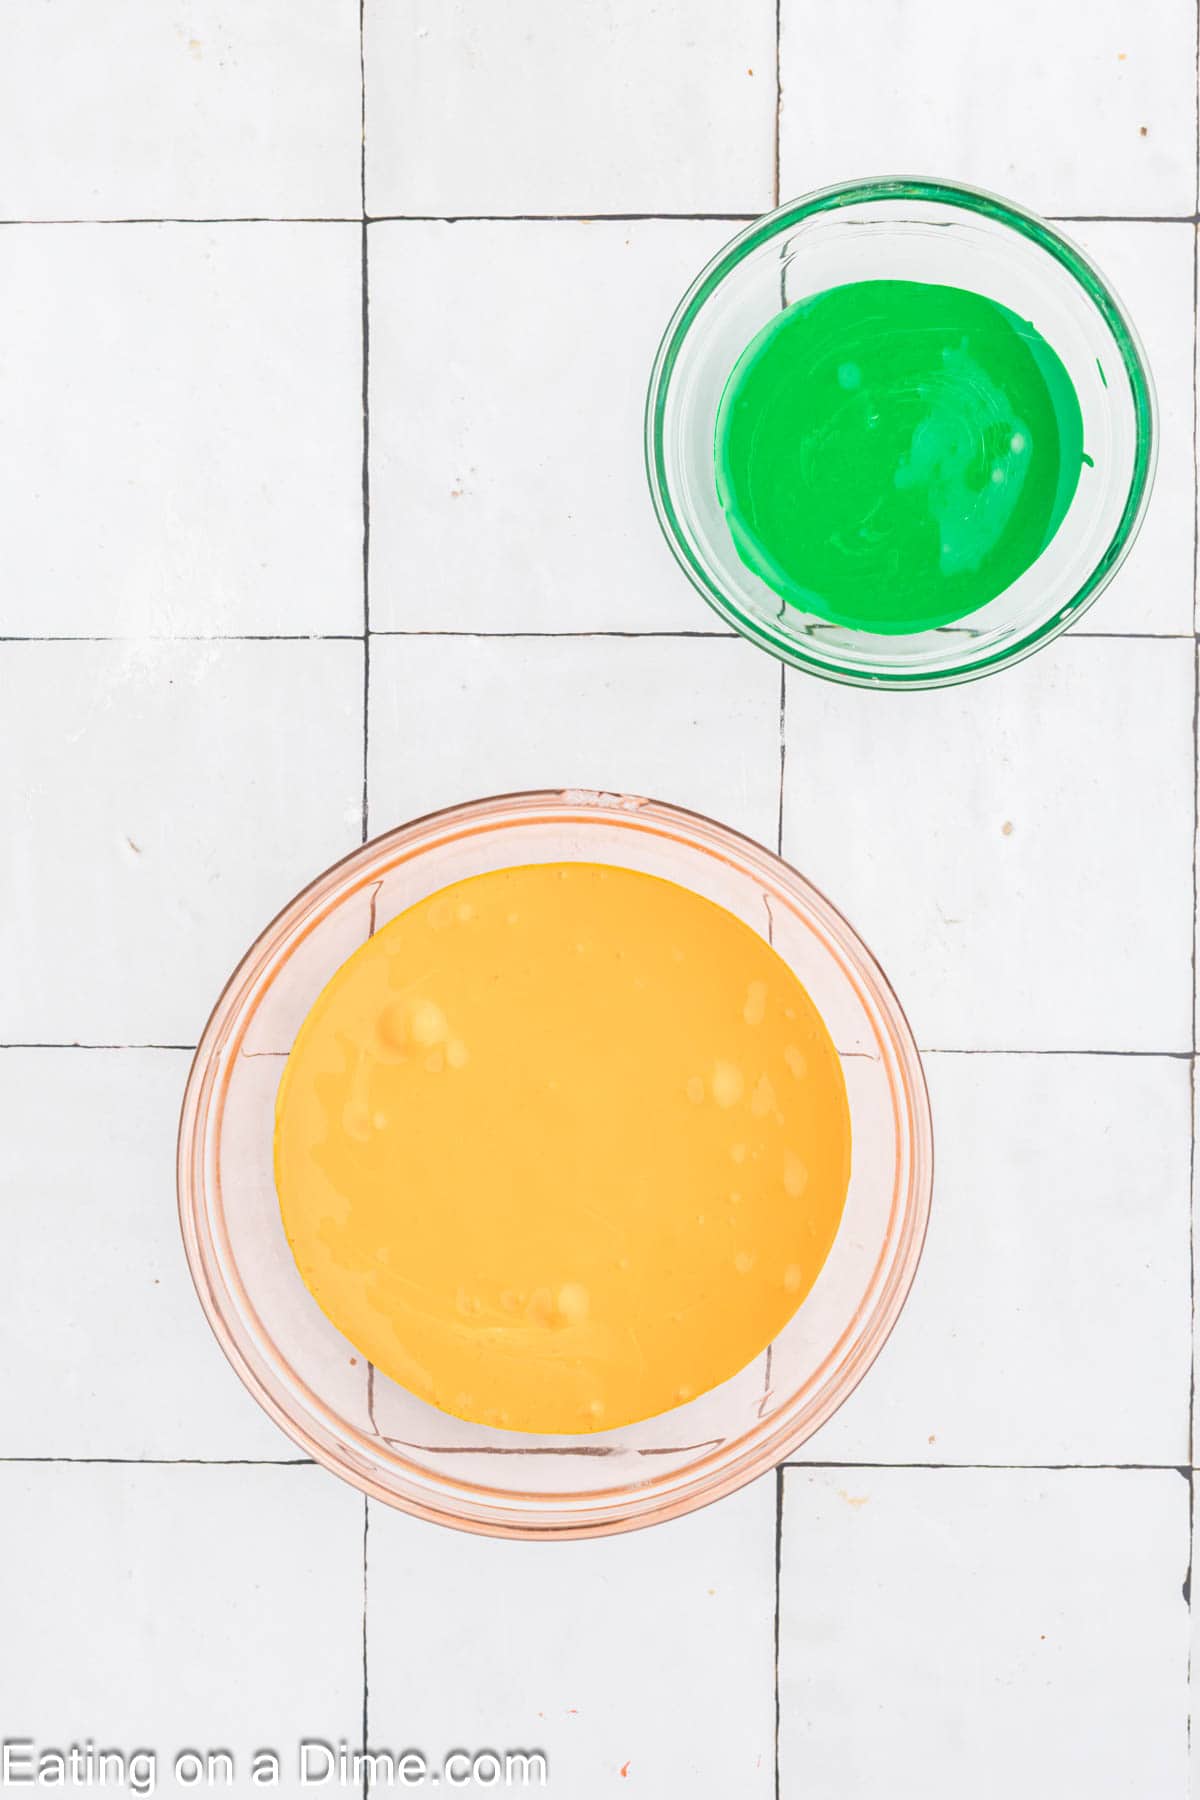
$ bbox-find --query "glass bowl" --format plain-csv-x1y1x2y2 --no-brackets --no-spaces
178,792,932,1538
645,177,1156,690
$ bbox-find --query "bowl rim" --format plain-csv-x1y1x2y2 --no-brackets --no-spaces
644,174,1158,691
177,790,934,1538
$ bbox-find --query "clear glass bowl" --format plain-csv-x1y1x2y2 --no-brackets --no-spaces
178,792,932,1537
645,177,1156,689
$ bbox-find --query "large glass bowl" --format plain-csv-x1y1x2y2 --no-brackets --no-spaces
646,177,1156,689
178,792,932,1537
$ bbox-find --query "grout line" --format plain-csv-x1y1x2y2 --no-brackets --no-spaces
759,1343,775,1417
0,212,1197,229
1187,41,1198,1757
0,1456,315,1465
2,628,1196,646
359,0,371,846
365,212,759,225
361,1495,371,1789
785,1460,1193,1472
0,1455,1194,1471
366,628,739,640
358,25,373,1781
0,644,367,651
772,0,782,211
0,211,1195,228
1053,212,1200,224
360,239,371,845
1179,199,1195,1746
360,0,371,853
0,1042,197,1052
0,216,364,226
921,1047,1195,1059
773,1465,783,1800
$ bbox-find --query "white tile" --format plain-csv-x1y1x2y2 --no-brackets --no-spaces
368,634,782,844
0,1048,293,1458
780,1467,1189,1800
779,0,1196,217
792,1053,1191,1467
0,224,362,636
369,218,733,633
0,640,362,1044
1057,221,1193,637
0,1,360,220
368,1475,775,1797
0,1464,362,1792
365,0,776,217
781,636,1194,1051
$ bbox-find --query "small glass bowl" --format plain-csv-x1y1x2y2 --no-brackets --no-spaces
178,792,932,1538
645,177,1156,689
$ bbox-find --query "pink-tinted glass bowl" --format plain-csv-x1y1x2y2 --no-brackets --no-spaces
178,791,932,1538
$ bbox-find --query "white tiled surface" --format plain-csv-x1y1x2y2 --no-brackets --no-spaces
780,1468,1190,1799
368,634,782,843
0,1,362,220
779,0,1199,217
0,1465,364,1794
0,224,363,637
2,3,1197,1798
0,1049,291,1458
369,1479,776,1792
790,1053,1192,1467
0,639,362,1044
782,636,1194,1053
364,0,777,217
368,218,733,633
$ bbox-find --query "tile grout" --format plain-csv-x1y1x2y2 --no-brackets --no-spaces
772,1465,783,1800
1187,20,1199,1763
772,0,782,211
920,1047,1196,1058
1,629,1197,645
359,0,371,855
368,212,763,224
0,216,367,226
785,1460,1194,1472
0,212,1198,227
359,16,372,1779
359,14,372,1778
360,213,371,844
0,1456,316,1465
0,1042,198,1051
0,1456,1194,1468
0,213,760,227
361,1495,370,1786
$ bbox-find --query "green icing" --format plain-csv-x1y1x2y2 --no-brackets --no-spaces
715,279,1087,634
